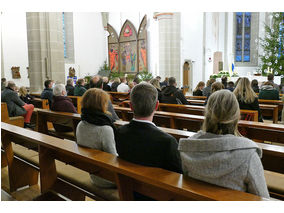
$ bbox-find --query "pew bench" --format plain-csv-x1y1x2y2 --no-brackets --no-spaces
1,102,24,127
1,122,272,201
16,109,284,199
107,92,130,104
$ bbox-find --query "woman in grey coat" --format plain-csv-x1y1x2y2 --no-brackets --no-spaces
76,88,117,188
178,90,270,198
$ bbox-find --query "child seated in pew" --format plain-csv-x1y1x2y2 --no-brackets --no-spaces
51,84,77,132
178,90,270,199
76,88,117,188
193,81,205,96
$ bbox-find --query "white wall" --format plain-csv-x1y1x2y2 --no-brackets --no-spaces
181,12,204,91
1,12,30,87
72,12,107,78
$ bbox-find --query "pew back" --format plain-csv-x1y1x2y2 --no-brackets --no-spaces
1,122,268,201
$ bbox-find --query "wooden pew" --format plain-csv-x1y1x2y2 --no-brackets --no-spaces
259,104,279,124
30,93,41,98
68,96,82,114
1,102,24,127
187,99,205,105
113,106,284,144
35,109,284,172
120,102,258,122
1,122,270,201
107,92,130,104
258,99,283,113
31,98,49,110
185,96,207,100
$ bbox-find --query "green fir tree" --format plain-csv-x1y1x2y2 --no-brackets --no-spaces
259,12,284,78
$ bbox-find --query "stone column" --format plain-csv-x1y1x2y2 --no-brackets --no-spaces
154,13,181,86
26,12,65,92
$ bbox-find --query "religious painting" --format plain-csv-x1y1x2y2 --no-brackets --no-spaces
11,66,21,79
119,20,138,73
108,43,119,72
138,40,147,71
138,15,148,71
120,41,137,72
107,24,119,72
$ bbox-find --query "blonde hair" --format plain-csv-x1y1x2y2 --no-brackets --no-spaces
194,81,205,92
150,78,161,90
113,77,121,84
19,86,28,96
81,88,110,114
233,77,257,104
203,90,241,136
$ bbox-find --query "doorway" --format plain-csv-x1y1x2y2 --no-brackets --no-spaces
183,61,192,94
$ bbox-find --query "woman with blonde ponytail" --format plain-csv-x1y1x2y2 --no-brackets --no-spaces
178,90,269,198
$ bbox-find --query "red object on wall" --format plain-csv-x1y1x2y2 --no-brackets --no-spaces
123,25,133,37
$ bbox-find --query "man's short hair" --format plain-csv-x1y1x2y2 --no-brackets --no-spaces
168,77,176,86
130,83,158,117
7,81,16,89
44,80,52,88
1,78,6,83
156,76,161,80
267,73,274,81
77,78,85,85
53,84,66,96
90,75,103,89
67,79,73,85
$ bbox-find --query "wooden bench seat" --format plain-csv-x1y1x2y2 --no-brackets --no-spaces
1,122,270,201
9,142,119,201
1,102,24,127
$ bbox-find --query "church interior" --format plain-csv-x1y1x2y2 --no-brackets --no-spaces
1,1,284,208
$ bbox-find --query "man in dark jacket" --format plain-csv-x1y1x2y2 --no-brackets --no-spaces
267,74,280,91
160,77,189,105
2,81,34,128
65,79,75,96
74,78,87,96
115,82,182,174
89,75,119,120
51,84,77,132
41,79,54,106
102,77,111,91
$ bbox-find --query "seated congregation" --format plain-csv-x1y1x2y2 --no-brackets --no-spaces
1,74,284,201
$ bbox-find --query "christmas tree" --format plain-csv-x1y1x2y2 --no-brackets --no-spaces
259,12,284,79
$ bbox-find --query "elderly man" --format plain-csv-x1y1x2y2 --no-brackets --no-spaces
115,83,182,173
2,81,34,128
102,76,111,91
89,75,119,120
51,84,77,132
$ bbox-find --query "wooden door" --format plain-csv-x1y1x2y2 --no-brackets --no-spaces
183,62,190,94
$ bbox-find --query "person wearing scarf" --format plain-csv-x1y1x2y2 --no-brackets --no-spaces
76,88,117,188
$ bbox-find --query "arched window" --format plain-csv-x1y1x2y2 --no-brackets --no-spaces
62,12,67,58
234,12,259,66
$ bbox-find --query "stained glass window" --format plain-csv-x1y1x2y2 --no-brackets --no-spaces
62,12,67,58
235,12,251,62
235,12,243,62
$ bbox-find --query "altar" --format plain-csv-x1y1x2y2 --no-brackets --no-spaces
216,76,282,85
